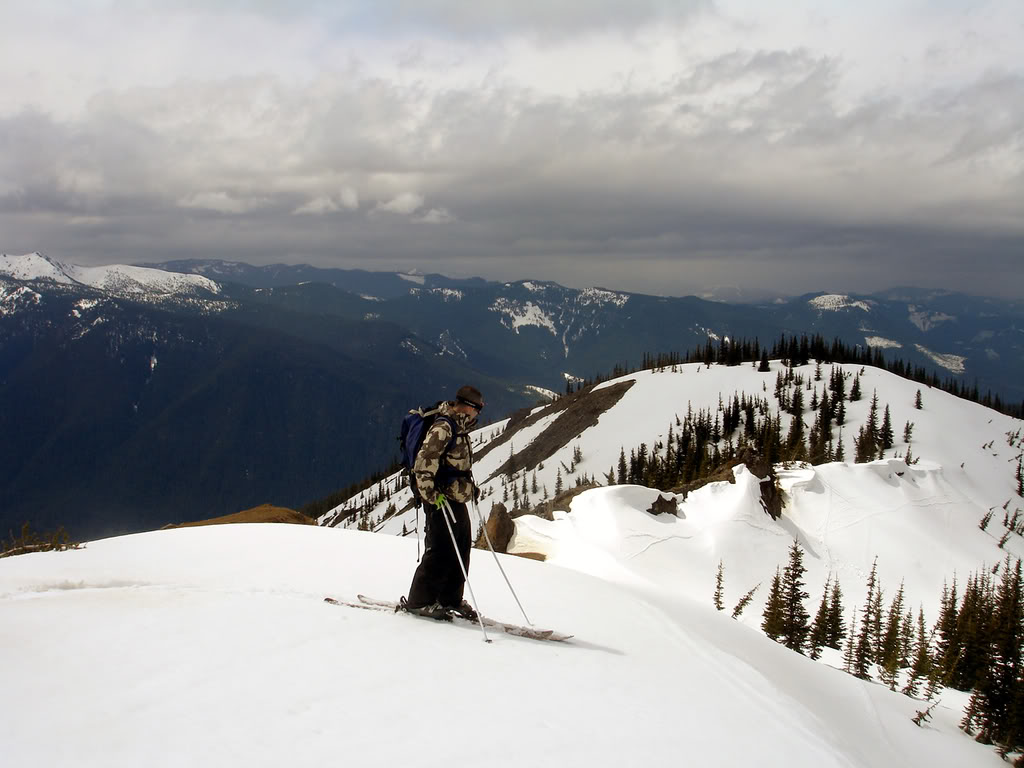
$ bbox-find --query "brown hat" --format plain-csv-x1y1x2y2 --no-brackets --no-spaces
455,385,484,410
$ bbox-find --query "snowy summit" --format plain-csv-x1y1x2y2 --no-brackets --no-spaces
0,252,221,298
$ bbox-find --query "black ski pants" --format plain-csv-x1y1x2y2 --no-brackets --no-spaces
407,500,472,609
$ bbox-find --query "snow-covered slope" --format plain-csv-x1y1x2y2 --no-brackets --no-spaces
325,361,1023,644
3,360,1021,765
0,524,1003,768
0,252,221,298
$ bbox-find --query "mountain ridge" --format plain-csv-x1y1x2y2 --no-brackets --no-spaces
2,251,1021,541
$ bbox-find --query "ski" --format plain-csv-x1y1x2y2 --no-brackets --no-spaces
323,595,572,642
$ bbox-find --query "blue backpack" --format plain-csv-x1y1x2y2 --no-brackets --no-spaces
399,403,457,506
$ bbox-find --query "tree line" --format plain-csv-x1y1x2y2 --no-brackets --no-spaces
575,333,1023,420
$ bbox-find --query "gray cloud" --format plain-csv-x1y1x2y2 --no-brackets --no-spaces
1,18,1022,299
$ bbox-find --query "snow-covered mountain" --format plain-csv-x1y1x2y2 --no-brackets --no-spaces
2,358,1022,766
1,252,222,300
150,257,1024,404
320,360,1023,751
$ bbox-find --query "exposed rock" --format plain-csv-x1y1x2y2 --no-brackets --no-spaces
475,502,515,552
647,495,678,516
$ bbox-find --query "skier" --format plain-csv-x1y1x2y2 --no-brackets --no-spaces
402,385,485,621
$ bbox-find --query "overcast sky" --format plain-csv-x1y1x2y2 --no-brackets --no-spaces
1,1,1021,299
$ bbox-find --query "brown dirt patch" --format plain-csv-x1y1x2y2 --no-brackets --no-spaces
484,380,636,482
164,504,315,529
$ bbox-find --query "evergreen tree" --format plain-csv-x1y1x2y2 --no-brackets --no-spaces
968,558,1023,746
732,584,760,620
879,582,907,689
617,447,628,485
915,389,923,409
714,560,726,611
900,609,915,669
809,575,833,660
880,405,894,452
843,608,859,674
934,579,960,685
779,541,811,652
880,581,907,671
827,578,847,649
555,468,563,496
854,559,881,678
902,608,933,698
834,428,846,462
762,568,785,641
850,374,862,402
759,350,771,372
870,579,886,662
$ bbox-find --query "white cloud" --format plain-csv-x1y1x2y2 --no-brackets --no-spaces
339,187,359,210
416,207,456,224
375,192,425,215
293,196,341,215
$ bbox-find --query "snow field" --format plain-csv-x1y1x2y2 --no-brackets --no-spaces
0,523,1004,767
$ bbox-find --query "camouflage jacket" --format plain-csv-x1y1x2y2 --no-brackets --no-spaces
413,401,477,504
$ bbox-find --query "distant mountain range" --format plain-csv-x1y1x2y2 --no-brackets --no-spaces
145,257,1023,403
2,252,1022,540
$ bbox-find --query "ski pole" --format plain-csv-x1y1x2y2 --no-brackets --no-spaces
439,498,490,643
415,505,421,562
472,499,532,626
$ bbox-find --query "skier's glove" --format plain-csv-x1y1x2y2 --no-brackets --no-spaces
432,493,448,510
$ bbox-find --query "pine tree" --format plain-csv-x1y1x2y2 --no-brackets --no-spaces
881,581,907,671
714,561,726,611
934,579,960,685
843,608,859,674
866,391,880,450
870,580,886,662
900,609,914,669
732,584,760,620
827,578,847,649
617,447,627,485
808,575,833,660
902,608,933,698
880,405,894,452
555,468,563,496
879,582,907,689
969,557,1024,746
854,558,881,679
779,541,811,652
834,427,846,462
850,374,862,402
915,389,923,409
761,568,785,641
